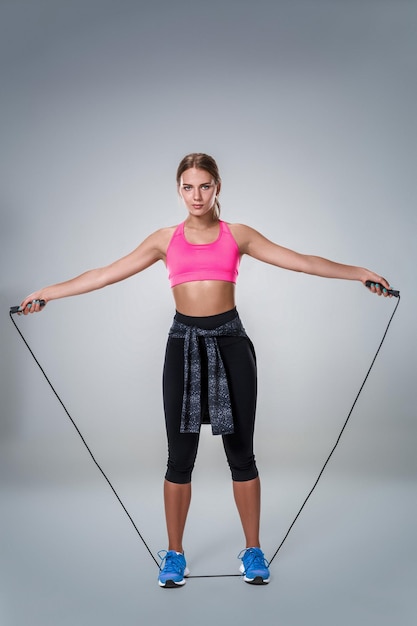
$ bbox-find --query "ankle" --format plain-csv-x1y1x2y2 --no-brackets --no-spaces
168,546,184,553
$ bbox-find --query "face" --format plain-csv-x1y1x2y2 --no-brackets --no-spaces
178,167,220,217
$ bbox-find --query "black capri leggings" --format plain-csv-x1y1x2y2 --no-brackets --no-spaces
163,308,259,484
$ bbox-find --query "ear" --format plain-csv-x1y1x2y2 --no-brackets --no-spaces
216,180,221,196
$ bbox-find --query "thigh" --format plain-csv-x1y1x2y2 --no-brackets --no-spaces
218,336,257,451
163,338,200,469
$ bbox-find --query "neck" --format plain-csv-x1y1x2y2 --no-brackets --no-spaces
185,212,219,228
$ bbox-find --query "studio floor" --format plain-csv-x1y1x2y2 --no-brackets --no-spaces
1,442,415,626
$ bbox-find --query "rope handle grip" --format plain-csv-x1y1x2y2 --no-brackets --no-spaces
10,300,46,314
365,281,400,298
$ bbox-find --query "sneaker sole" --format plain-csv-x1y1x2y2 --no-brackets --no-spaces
239,564,270,585
158,568,190,588
243,575,270,585
159,579,186,588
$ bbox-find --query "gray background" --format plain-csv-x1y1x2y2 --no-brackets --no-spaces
1,1,416,625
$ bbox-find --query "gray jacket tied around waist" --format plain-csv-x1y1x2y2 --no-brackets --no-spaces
168,315,248,435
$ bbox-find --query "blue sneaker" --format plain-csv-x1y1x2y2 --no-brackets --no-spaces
238,547,270,584
158,550,190,588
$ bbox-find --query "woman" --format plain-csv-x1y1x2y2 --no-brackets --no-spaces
19,153,391,588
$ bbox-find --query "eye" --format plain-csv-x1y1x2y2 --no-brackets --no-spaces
182,185,192,191
201,184,211,190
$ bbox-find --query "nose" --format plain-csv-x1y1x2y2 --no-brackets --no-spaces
193,187,202,200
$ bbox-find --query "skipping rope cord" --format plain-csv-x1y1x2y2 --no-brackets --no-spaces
9,295,400,578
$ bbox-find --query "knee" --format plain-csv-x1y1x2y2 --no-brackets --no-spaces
165,459,194,484
228,457,259,482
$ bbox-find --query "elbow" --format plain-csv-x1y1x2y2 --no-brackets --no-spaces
90,268,111,290
297,254,316,275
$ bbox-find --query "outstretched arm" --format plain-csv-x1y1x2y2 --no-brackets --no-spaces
232,224,391,295
20,228,172,313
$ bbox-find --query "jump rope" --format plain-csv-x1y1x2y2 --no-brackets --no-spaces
9,281,400,579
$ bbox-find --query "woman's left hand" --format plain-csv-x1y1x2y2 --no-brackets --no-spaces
362,274,392,297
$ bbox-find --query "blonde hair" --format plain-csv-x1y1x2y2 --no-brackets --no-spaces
176,153,221,219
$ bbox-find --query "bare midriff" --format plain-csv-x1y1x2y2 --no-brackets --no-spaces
172,280,236,317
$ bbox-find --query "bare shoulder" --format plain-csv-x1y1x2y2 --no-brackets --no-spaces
226,223,269,253
146,225,177,253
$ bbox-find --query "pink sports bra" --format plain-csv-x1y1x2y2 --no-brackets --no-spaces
166,220,240,288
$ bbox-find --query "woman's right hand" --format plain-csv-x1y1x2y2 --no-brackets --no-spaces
19,293,48,315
